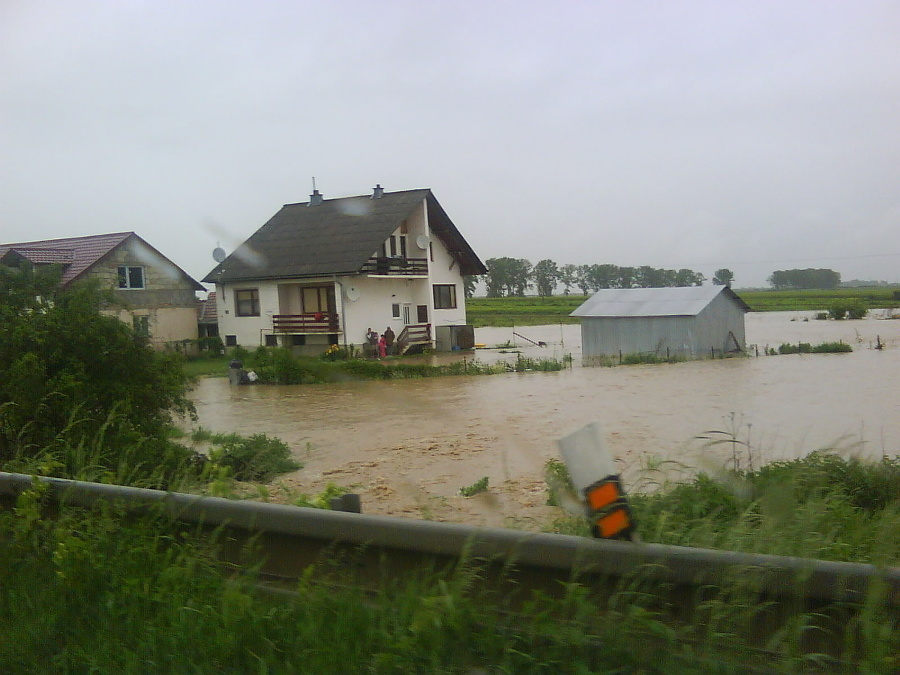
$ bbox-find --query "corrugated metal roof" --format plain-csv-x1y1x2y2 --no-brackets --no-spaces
570,285,750,318
202,188,487,283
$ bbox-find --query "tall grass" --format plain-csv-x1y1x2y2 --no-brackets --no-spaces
545,451,900,567
1,486,895,673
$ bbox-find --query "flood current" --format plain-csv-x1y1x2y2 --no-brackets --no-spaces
189,311,900,526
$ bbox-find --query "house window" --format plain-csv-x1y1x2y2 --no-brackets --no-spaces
235,289,260,317
118,266,145,289
392,303,401,320
382,235,407,258
433,284,457,309
132,315,150,337
264,334,279,347
225,335,237,347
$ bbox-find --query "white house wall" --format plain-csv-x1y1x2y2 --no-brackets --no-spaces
215,197,470,351
424,204,467,329
340,275,422,346
216,281,279,346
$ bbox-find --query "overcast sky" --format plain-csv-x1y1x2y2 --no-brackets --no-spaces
2,0,898,289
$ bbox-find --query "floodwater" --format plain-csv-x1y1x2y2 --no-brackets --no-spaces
189,311,900,527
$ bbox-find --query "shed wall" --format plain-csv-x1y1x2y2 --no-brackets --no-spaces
580,292,746,361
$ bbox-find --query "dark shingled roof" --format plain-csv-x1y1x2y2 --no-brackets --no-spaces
202,188,487,283
0,232,204,290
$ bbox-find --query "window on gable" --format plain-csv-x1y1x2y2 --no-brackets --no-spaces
433,284,457,310
118,266,145,289
235,289,260,317
382,235,407,258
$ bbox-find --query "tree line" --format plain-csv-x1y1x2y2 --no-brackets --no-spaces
465,260,844,298
767,268,841,290
468,258,734,298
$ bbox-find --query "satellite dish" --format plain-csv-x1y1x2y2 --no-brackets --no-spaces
212,247,226,263
416,234,430,250
346,287,360,302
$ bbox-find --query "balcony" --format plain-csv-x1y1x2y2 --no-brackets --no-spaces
273,313,340,334
360,256,428,276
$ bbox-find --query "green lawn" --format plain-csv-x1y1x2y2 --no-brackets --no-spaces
466,288,900,326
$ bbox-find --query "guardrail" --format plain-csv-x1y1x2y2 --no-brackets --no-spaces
2,472,897,607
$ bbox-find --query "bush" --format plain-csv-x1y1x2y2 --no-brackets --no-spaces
828,300,868,320
778,342,812,354
209,433,301,482
810,341,852,353
459,476,489,496
0,267,195,475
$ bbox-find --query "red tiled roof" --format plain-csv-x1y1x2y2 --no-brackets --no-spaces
198,291,218,323
0,232,133,286
0,232,205,291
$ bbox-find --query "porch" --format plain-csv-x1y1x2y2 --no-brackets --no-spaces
272,313,341,334
360,256,428,276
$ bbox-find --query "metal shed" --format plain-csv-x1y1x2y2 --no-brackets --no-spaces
571,286,750,363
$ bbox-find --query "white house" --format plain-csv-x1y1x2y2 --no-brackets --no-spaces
203,186,487,355
571,285,750,363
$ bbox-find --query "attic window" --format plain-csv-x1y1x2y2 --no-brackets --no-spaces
118,266,145,289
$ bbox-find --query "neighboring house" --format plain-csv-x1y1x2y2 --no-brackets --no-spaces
0,232,205,349
571,285,750,363
197,291,220,340
202,185,487,354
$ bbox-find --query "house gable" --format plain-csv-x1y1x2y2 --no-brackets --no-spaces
203,188,486,284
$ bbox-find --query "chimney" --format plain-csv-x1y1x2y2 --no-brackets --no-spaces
308,188,323,206
371,184,384,199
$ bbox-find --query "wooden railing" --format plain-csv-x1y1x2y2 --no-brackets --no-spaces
360,257,428,276
397,323,431,355
272,313,340,333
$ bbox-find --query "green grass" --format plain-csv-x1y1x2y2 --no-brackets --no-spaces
737,287,899,312
2,476,896,673
466,288,900,326
545,451,900,567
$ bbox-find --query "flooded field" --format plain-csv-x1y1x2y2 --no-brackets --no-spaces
189,311,900,528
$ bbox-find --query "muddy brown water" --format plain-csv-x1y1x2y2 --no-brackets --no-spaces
189,311,900,528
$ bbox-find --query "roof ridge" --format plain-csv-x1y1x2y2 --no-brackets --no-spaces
281,187,430,207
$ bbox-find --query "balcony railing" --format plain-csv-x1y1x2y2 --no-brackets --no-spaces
360,256,428,276
273,313,340,334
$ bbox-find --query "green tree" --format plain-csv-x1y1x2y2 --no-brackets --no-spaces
0,262,195,472
558,264,579,295
484,257,532,297
675,268,705,287
713,268,734,287
532,259,559,297
587,264,619,290
462,275,479,299
769,268,840,290
575,265,593,294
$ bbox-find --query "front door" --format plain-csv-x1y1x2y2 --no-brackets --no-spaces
402,303,412,326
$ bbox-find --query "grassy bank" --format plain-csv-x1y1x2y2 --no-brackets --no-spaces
184,348,570,384
466,288,900,326
2,449,897,672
